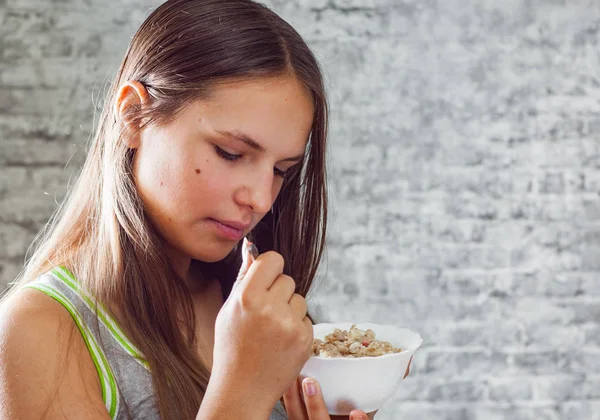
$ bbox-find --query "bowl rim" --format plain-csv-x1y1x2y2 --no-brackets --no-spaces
309,322,423,361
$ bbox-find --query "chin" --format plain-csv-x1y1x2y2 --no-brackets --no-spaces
196,254,228,263
194,245,238,263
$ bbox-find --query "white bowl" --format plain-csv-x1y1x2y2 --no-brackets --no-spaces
299,322,423,415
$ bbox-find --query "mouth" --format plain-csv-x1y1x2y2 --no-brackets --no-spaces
208,218,250,241
212,219,251,231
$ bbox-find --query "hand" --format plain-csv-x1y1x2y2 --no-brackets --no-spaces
209,251,313,414
283,377,377,420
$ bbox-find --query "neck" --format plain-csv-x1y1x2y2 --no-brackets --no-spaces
164,245,191,280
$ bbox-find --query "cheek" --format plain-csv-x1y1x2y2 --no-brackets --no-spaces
190,157,232,202
134,143,188,216
134,141,235,221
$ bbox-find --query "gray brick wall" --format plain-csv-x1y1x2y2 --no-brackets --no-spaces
1,0,599,419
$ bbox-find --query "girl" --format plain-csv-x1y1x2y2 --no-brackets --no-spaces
0,0,375,419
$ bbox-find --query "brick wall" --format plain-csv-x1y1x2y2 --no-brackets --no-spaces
1,0,599,419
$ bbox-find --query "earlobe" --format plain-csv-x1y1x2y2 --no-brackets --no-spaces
114,80,151,149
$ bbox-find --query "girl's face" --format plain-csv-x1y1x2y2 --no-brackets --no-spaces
131,76,314,270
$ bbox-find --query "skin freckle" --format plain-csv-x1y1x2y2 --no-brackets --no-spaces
195,169,201,174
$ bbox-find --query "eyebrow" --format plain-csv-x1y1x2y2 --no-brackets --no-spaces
216,129,305,163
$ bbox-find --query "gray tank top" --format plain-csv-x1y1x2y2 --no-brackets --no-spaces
23,267,287,420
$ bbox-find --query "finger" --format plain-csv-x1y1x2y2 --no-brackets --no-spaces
348,410,371,420
301,378,330,419
403,355,413,379
283,377,308,420
289,293,308,318
238,251,285,292
268,274,296,301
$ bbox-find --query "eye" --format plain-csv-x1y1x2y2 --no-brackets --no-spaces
278,162,302,179
214,145,242,161
215,145,292,179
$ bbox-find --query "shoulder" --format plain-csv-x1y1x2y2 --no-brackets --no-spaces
0,286,111,419
0,286,76,356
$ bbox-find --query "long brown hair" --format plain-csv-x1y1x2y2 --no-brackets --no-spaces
2,1,329,418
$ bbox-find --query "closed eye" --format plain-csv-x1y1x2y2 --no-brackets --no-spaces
214,145,290,178
214,145,241,161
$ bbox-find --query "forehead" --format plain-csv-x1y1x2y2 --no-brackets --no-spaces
190,76,315,154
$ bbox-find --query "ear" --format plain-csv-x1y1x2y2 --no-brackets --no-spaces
114,80,151,149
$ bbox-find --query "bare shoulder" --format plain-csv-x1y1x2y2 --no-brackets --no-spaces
0,287,111,419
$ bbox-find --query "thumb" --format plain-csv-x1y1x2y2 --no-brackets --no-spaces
349,411,369,420
235,237,259,283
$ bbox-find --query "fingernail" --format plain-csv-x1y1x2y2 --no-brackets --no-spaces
303,378,317,396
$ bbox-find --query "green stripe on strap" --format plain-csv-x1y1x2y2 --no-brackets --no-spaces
51,267,150,371
23,283,119,420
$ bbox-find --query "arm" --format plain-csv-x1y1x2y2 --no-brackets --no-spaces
0,288,111,420
195,378,275,420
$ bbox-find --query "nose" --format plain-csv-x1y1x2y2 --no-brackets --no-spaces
235,170,275,214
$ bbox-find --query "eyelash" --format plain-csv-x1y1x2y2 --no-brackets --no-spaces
214,146,288,178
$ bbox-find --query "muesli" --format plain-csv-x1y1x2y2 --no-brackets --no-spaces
311,324,402,358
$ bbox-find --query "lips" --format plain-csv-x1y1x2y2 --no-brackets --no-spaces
211,219,251,232
209,218,250,241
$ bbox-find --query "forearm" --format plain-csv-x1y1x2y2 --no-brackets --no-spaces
196,378,274,420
